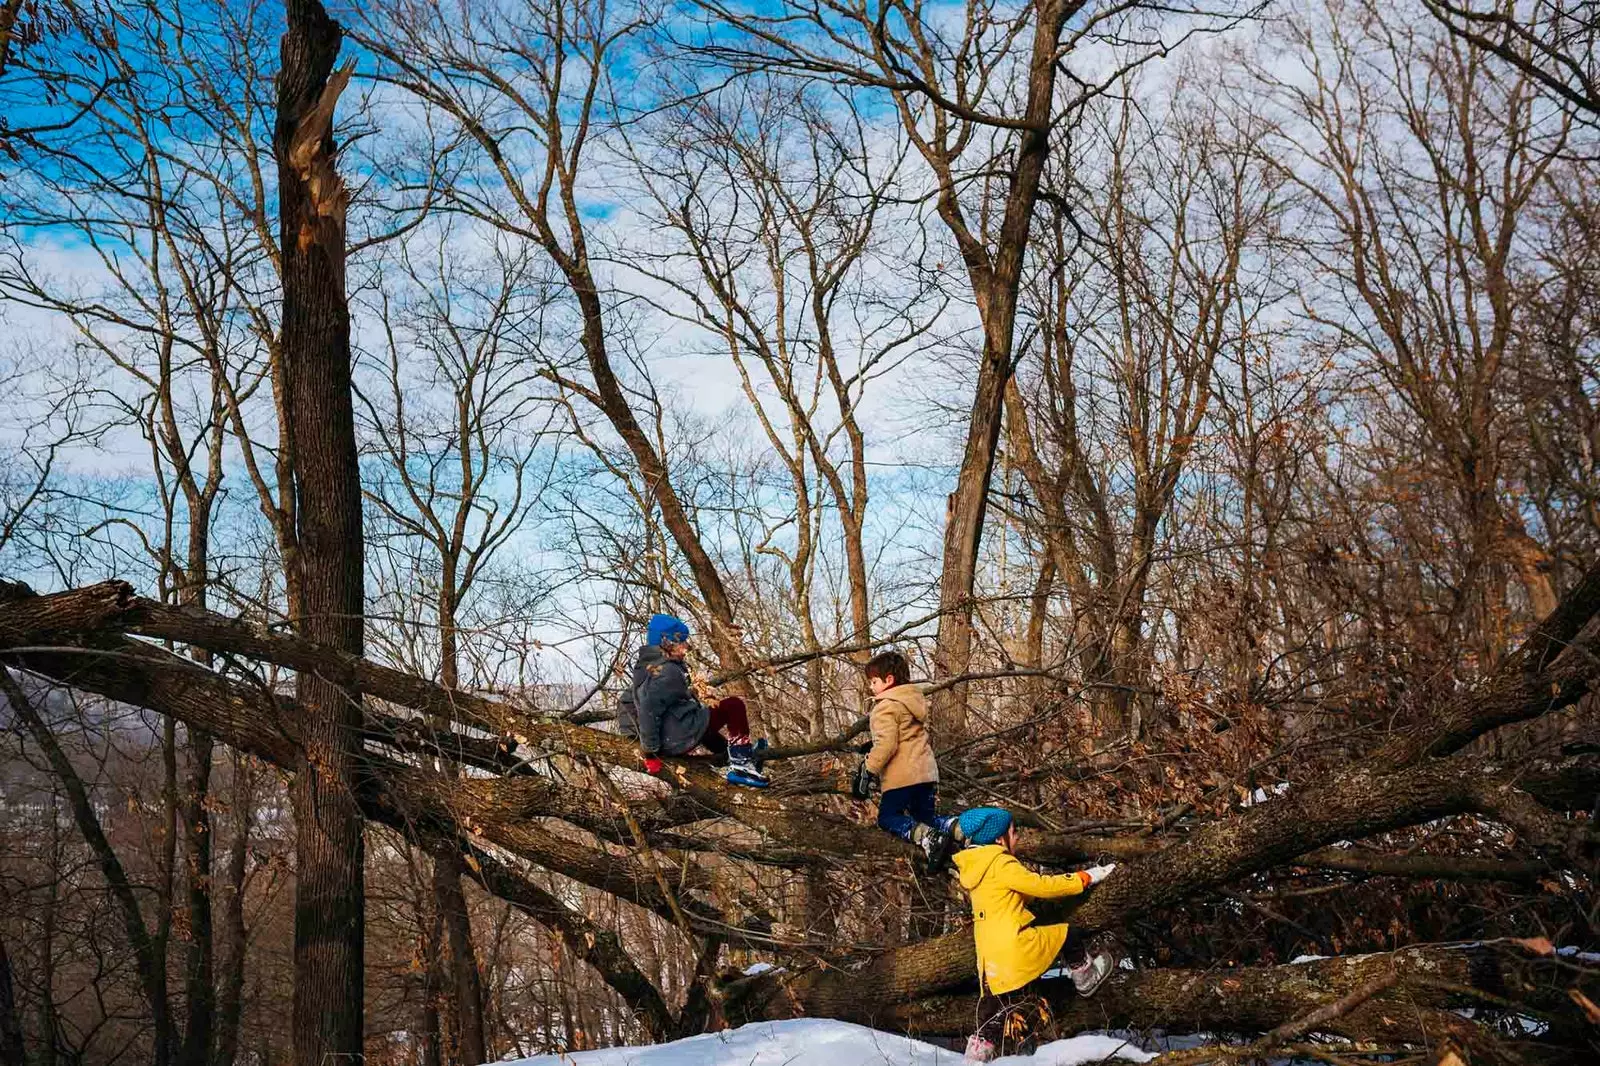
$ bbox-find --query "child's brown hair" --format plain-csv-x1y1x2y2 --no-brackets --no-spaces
864,649,911,688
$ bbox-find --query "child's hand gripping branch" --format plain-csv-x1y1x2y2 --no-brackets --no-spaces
953,808,1119,1062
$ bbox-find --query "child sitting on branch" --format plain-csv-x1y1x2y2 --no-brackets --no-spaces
851,649,961,866
617,613,768,788
953,807,1118,1062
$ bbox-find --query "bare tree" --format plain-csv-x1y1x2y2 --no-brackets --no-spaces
356,223,559,1064
1425,0,1599,121
625,76,944,736
352,0,763,691
0,3,290,1061
696,0,1261,732
1254,0,1571,665
1003,73,1283,735
0,0,1597,1061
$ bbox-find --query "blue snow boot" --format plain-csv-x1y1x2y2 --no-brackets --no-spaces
725,743,770,788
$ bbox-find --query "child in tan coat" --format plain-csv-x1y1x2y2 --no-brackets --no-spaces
851,650,960,865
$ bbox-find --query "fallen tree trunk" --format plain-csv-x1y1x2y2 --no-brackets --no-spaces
0,637,709,1028
750,746,1599,1021
3,571,1596,1048
742,580,1600,1019
880,942,1597,1054
0,634,711,922
4,585,924,863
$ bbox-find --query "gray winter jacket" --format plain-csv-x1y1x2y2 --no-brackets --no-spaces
616,644,711,757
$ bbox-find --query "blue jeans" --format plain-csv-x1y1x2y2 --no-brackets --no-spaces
877,782,955,842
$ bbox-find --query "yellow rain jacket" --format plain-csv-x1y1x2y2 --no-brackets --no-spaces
953,844,1092,995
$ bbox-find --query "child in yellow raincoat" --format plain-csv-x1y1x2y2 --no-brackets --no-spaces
952,807,1117,1062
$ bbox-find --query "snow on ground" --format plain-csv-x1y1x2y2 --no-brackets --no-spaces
499,1019,1154,1066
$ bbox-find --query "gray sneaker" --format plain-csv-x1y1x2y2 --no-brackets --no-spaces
1069,950,1114,996
911,823,954,870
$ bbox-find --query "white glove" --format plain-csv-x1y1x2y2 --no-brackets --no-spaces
1082,863,1117,885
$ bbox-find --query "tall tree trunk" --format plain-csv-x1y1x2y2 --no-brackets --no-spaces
433,580,487,1066
36,807,56,1066
430,847,484,1065
420,885,444,1066
212,753,254,1066
179,532,214,1066
274,3,365,1063
929,0,1076,735
158,715,178,1056
179,731,215,1066
0,935,25,1066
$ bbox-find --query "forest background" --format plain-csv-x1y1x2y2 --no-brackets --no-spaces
0,0,1596,1062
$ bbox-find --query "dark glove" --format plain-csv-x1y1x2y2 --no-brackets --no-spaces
850,756,879,801
642,754,664,776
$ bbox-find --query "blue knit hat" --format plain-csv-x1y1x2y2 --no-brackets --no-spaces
646,613,690,647
958,807,1013,846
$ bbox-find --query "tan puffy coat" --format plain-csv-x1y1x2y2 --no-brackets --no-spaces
865,683,938,791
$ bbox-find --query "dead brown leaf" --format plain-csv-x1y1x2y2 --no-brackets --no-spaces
1569,987,1600,1024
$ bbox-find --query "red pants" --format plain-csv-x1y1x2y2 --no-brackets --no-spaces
704,696,750,747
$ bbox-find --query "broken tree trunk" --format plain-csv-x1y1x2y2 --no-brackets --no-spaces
275,1,365,1059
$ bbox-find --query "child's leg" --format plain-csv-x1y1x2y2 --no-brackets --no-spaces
699,729,729,765
903,783,962,835
703,696,751,745
1057,924,1090,969
975,989,1048,1056
876,785,922,841
705,697,768,786
906,782,940,828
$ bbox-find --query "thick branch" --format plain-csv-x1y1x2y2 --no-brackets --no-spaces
881,942,1590,1049
2,586,925,864
0,635,718,932
752,750,1599,1019
1374,561,1600,766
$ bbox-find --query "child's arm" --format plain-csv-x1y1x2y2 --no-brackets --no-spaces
863,703,899,776
994,854,1092,900
635,683,663,756
637,665,694,755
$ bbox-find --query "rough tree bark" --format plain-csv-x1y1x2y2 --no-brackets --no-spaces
177,540,216,1066
212,751,254,1066
273,1,365,1062
431,579,487,1066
